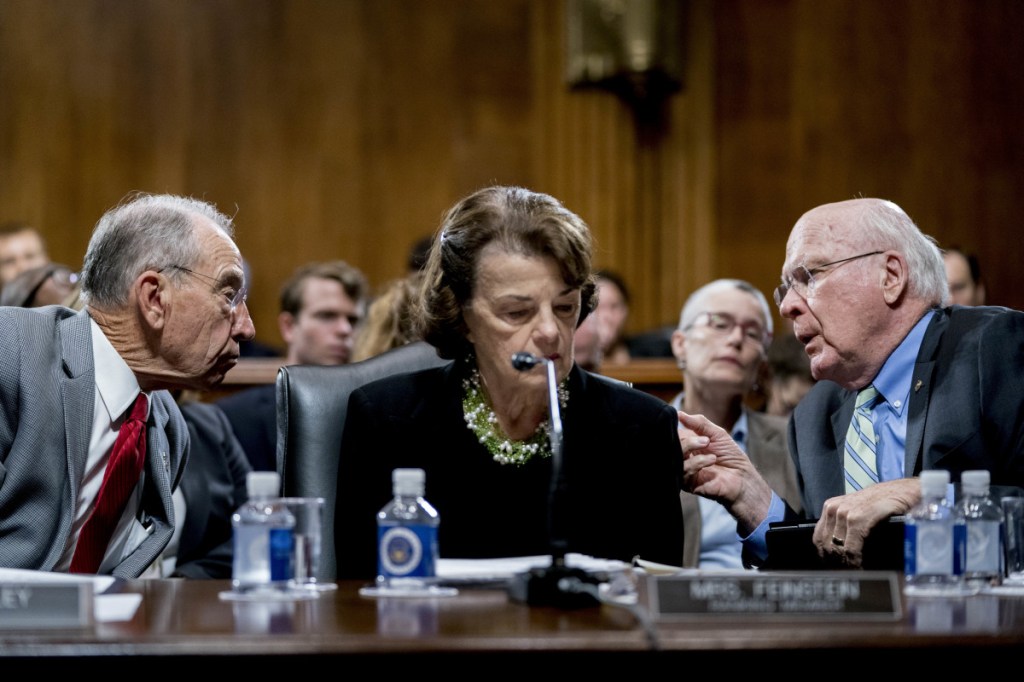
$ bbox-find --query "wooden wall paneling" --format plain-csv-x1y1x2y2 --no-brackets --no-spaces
1,0,1022,355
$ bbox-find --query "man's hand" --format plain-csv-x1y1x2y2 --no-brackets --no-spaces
812,478,921,567
678,411,774,535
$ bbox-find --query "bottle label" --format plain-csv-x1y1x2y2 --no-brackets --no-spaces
269,528,295,582
966,520,1002,575
233,525,294,588
378,523,438,578
905,522,955,577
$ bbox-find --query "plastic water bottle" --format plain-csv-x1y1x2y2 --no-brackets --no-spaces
904,469,966,595
376,468,439,591
959,469,1004,589
231,471,295,594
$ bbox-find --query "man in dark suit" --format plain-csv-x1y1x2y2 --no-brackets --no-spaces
679,198,1024,568
217,260,367,471
0,193,255,577
167,399,251,579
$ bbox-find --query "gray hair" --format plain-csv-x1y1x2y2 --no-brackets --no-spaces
80,193,235,308
854,200,948,306
678,278,774,342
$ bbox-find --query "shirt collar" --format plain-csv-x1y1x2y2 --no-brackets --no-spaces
90,316,147,423
870,310,935,416
732,409,749,449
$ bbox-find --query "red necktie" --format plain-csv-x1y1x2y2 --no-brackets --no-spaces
70,393,149,574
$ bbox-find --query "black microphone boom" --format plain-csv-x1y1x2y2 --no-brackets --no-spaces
506,351,600,608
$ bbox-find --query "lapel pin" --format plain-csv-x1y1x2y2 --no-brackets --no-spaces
914,379,923,393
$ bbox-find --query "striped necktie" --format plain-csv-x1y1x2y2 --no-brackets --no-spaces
70,392,149,574
844,385,880,493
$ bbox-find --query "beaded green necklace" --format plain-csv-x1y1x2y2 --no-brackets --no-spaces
461,367,569,466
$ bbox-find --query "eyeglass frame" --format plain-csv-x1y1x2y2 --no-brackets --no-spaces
683,310,771,348
773,250,884,309
160,264,248,313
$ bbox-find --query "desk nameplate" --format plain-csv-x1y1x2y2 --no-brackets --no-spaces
0,582,94,629
644,571,901,621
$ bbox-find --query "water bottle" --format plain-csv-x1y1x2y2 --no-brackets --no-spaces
959,469,1004,589
904,469,966,595
231,471,296,594
376,468,439,591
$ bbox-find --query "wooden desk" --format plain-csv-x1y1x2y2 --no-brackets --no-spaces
202,357,683,403
4,579,1024,668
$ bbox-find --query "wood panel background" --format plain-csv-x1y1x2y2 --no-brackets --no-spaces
0,0,1020,350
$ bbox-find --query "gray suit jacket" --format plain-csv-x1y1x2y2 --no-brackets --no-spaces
787,305,1024,520
0,306,187,578
680,407,801,567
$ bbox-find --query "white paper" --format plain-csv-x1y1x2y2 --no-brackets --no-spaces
437,553,631,580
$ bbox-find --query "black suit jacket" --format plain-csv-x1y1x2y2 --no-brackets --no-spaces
335,362,685,580
216,384,277,472
787,305,1024,520
172,401,252,578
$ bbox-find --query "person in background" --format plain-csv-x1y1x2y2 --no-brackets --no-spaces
593,269,631,363
217,259,368,471
0,262,80,308
164,392,251,579
238,258,283,357
0,193,255,577
571,308,605,372
670,279,800,568
764,330,815,418
407,234,434,273
334,185,685,580
0,221,49,291
680,198,1024,568
351,270,424,362
943,246,986,307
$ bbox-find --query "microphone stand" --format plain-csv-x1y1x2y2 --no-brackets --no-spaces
506,352,600,608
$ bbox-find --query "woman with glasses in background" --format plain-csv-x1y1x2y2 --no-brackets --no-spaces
670,279,802,568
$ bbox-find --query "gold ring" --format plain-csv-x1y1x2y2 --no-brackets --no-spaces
831,536,845,547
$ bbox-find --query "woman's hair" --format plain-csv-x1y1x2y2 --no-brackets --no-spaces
351,271,424,362
80,193,235,308
417,186,597,360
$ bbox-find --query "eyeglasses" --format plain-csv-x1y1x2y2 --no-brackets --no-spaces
685,311,769,348
49,268,80,288
162,265,248,312
773,251,883,309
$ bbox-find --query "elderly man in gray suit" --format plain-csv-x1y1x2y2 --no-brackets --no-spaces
0,193,255,578
679,198,1024,569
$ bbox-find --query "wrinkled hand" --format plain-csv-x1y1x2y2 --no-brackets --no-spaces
678,411,773,535
812,478,921,568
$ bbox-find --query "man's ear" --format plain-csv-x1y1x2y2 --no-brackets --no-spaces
278,311,296,346
137,270,167,329
670,328,687,367
881,252,909,305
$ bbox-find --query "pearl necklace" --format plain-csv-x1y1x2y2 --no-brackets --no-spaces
461,367,569,467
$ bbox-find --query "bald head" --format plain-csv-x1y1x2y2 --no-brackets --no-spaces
778,198,946,390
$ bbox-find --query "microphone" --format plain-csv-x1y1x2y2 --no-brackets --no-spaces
505,351,599,609
510,351,541,371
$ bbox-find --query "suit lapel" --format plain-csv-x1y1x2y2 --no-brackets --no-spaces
58,310,96,497
829,394,856,496
904,311,947,476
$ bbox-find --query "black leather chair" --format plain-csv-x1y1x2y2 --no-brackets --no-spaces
275,341,451,580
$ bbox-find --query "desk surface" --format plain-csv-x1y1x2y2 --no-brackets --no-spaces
201,357,684,403
3,578,1024,668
